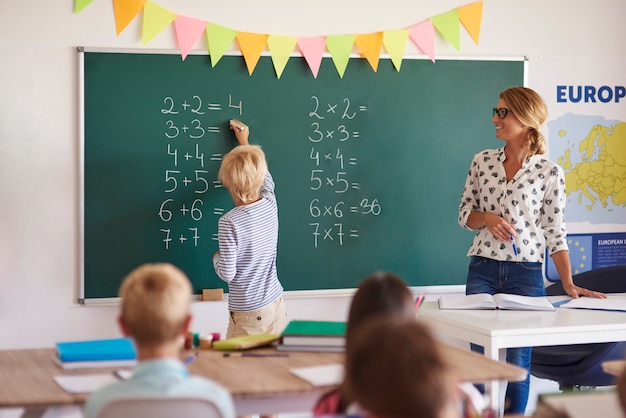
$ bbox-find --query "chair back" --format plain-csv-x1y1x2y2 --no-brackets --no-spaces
546,265,626,295
96,396,224,418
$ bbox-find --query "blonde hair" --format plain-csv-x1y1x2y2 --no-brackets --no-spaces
218,145,267,203
119,263,192,347
500,86,548,155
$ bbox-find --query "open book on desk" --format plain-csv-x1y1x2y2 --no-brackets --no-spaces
438,293,555,311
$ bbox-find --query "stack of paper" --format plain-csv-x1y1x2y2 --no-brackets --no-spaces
54,337,137,369
277,320,346,352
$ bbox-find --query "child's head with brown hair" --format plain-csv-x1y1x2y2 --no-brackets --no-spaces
118,263,192,348
218,145,268,204
344,316,458,418
346,271,415,341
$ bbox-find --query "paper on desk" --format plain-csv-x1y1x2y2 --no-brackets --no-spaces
41,405,84,418
53,374,118,394
290,363,343,386
560,296,626,311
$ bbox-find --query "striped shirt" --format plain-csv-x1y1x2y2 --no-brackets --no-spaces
213,172,283,311
458,147,569,263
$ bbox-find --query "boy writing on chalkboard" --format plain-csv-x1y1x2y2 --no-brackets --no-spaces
84,263,235,418
213,119,287,339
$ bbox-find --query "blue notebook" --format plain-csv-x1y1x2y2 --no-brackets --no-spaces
56,337,137,362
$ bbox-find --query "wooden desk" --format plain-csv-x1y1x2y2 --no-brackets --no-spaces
419,298,626,414
0,343,524,416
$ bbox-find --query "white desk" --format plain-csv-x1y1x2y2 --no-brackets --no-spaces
419,297,626,414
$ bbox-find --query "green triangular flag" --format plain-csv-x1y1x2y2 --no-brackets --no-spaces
431,10,460,51
74,0,93,13
326,35,354,78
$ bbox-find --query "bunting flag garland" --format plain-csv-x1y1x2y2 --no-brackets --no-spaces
76,0,483,77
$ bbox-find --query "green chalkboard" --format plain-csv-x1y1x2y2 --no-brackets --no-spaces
80,50,524,300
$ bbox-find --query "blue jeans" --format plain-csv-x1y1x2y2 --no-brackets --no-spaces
465,256,545,415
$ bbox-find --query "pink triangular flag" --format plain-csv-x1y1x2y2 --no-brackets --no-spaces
174,15,207,61
409,21,436,63
297,37,326,78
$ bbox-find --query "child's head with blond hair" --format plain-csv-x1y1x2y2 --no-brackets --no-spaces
218,145,268,204
118,263,192,348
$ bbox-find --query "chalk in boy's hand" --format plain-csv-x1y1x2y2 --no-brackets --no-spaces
229,119,246,131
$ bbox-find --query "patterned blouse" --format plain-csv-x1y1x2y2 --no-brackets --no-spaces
458,147,569,263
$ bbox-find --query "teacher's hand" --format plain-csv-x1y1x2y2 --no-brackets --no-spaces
563,283,607,299
483,213,515,242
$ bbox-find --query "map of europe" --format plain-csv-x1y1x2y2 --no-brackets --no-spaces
548,113,626,224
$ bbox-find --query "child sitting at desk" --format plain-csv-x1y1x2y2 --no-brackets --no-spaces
312,271,417,415
84,263,235,418
344,316,461,418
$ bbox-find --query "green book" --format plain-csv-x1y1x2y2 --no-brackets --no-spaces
281,320,346,347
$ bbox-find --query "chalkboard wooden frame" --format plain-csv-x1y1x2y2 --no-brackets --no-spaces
78,48,526,303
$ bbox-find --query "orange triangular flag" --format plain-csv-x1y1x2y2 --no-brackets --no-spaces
113,0,147,35
236,32,268,75
354,33,383,72
458,1,483,45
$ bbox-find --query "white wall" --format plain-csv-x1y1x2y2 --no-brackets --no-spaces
1,0,625,351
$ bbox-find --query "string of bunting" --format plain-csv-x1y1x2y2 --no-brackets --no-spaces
74,0,483,78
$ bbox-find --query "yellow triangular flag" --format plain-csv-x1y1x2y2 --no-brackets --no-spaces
354,33,383,72
74,0,93,13
382,29,409,71
326,35,354,78
430,10,460,51
236,32,268,75
458,1,483,45
206,23,238,67
267,35,297,79
113,0,147,36
142,1,175,44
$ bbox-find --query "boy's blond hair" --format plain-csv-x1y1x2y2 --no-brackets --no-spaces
218,145,267,203
119,263,192,347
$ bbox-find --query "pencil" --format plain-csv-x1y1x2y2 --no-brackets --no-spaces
223,352,289,358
